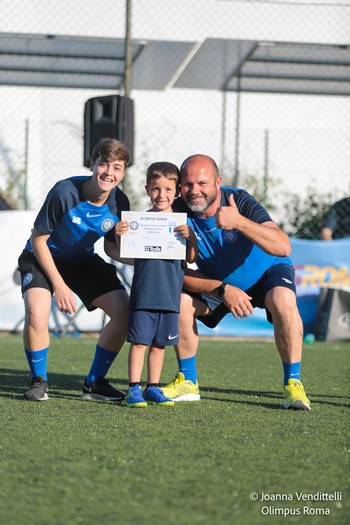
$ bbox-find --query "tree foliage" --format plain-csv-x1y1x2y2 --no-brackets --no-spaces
225,167,338,240
278,186,335,239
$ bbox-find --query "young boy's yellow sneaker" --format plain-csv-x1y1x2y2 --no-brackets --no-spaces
161,372,200,401
283,379,310,410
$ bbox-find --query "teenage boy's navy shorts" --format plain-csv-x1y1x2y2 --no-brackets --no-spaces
18,249,126,311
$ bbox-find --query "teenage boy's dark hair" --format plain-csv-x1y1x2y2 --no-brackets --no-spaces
91,137,130,166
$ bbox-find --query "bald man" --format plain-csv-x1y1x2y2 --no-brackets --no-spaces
162,154,310,410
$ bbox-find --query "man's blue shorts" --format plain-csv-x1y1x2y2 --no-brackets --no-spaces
187,263,297,329
127,310,179,346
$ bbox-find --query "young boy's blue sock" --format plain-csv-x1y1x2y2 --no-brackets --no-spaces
86,345,118,384
25,348,48,380
283,361,301,384
177,355,197,383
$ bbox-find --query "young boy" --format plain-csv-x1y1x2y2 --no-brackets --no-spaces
116,161,197,407
18,138,130,402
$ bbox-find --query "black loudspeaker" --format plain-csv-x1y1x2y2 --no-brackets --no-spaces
83,95,134,167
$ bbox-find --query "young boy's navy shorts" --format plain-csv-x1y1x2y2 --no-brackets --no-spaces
18,249,126,311
188,263,297,329
127,310,179,346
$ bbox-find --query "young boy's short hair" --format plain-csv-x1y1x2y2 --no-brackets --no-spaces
91,137,130,166
146,162,180,188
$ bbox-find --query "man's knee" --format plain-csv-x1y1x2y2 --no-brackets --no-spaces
265,287,297,319
180,293,210,320
180,293,195,313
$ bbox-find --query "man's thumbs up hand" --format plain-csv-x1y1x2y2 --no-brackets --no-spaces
214,193,239,230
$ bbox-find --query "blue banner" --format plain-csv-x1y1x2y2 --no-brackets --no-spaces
291,237,350,335
198,237,350,337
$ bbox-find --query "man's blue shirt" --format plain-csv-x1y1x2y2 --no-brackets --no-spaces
174,187,292,291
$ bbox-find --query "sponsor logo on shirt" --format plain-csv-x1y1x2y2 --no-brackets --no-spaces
86,212,103,218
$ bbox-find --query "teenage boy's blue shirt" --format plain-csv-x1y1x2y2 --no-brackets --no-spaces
173,187,292,291
25,176,130,261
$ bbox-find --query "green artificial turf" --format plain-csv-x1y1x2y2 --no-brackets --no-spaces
0,334,349,525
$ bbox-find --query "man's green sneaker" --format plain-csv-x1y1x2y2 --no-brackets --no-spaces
283,379,310,410
161,372,200,402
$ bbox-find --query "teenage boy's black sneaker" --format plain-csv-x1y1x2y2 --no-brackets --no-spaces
81,378,125,401
24,376,49,401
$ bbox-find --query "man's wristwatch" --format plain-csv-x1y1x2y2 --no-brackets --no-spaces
215,283,227,297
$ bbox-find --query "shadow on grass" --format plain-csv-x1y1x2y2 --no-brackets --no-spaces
200,385,350,408
202,395,282,409
2,369,349,409
198,386,283,409
0,368,129,401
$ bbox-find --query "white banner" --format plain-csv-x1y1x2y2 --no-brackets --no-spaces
0,211,113,333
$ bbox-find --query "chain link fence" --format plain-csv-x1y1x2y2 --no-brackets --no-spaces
0,0,349,238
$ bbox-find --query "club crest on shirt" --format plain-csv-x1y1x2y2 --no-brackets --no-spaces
101,219,115,232
223,230,237,243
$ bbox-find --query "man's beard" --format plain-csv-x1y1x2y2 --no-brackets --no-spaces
184,192,217,213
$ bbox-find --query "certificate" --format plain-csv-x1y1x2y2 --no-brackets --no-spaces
120,211,187,259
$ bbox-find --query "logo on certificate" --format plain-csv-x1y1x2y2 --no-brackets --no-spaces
145,246,162,253
168,221,177,233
